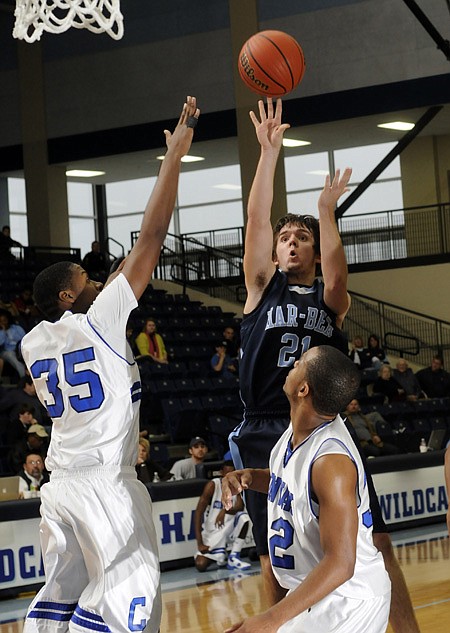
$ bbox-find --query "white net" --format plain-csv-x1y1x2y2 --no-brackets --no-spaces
13,0,124,42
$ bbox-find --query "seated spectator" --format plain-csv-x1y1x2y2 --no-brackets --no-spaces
11,287,39,332
5,403,37,445
81,240,109,282
367,333,389,369
135,318,168,364
393,359,424,400
348,336,378,380
210,340,237,379
372,365,405,403
194,461,251,572
0,374,50,426
171,436,209,480
222,325,240,360
415,355,450,398
126,323,142,359
0,309,26,379
344,399,398,457
18,451,49,497
135,437,173,483
8,423,49,474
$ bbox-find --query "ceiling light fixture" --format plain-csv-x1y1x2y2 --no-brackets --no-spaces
213,184,242,190
66,169,106,177
377,121,415,131
156,154,205,163
282,138,311,147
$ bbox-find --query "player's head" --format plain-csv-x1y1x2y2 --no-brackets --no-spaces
220,460,235,477
272,214,320,274
33,261,103,320
284,345,360,417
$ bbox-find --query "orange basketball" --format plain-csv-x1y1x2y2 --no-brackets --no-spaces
238,30,306,97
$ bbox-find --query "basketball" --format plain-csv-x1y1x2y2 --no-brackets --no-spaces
238,30,306,97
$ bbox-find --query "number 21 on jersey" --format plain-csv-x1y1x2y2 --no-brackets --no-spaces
277,334,311,368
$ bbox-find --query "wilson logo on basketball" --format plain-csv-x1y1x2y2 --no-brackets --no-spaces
239,51,270,92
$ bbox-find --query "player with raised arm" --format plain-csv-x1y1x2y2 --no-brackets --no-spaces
223,346,391,633
229,97,420,632
20,96,200,633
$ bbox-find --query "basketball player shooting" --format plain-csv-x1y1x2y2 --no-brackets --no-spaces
228,97,420,633
20,96,200,633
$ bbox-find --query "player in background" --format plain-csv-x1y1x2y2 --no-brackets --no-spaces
20,96,200,633
222,346,391,633
194,461,251,572
229,97,419,632
445,445,450,535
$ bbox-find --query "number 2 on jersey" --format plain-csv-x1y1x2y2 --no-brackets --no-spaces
31,347,105,418
277,334,311,367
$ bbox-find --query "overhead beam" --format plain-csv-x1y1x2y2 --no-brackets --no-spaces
402,0,450,61
335,105,442,219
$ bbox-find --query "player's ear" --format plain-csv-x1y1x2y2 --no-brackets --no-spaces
297,382,309,398
58,289,75,306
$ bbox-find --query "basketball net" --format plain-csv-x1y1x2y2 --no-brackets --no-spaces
13,0,124,42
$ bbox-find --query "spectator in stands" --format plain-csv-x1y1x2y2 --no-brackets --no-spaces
0,225,22,261
367,333,389,368
372,365,405,403
344,399,398,457
12,287,39,332
194,460,251,572
0,309,26,379
5,403,37,445
0,374,50,426
171,436,209,480
445,446,450,535
126,323,142,359
18,451,49,497
81,240,109,282
222,325,240,360
210,340,238,379
135,437,173,483
348,335,372,370
393,359,424,400
8,423,49,474
135,318,169,364
415,355,450,398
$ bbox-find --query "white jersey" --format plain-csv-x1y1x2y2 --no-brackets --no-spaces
268,415,390,600
203,478,236,533
21,274,140,471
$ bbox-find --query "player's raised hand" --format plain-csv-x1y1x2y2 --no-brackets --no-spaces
318,167,352,211
221,469,253,511
164,95,200,158
249,98,290,154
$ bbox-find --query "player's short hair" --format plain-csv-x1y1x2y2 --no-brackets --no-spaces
305,346,360,416
273,214,320,256
33,261,76,321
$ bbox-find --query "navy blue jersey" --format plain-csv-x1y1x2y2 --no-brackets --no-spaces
239,270,348,412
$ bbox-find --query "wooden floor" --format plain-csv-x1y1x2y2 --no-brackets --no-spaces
1,526,449,633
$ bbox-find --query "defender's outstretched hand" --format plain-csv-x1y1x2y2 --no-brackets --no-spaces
249,98,290,153
164,95,200,157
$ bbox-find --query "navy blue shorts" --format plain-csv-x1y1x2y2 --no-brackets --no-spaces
229,413,387,556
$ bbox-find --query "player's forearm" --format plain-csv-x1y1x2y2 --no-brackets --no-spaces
247,149,280,224
317,204,347,283
248,468,270,494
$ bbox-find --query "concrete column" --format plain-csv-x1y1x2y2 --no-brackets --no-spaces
17,40,70,247
228,0,287,232
0,178,9,228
